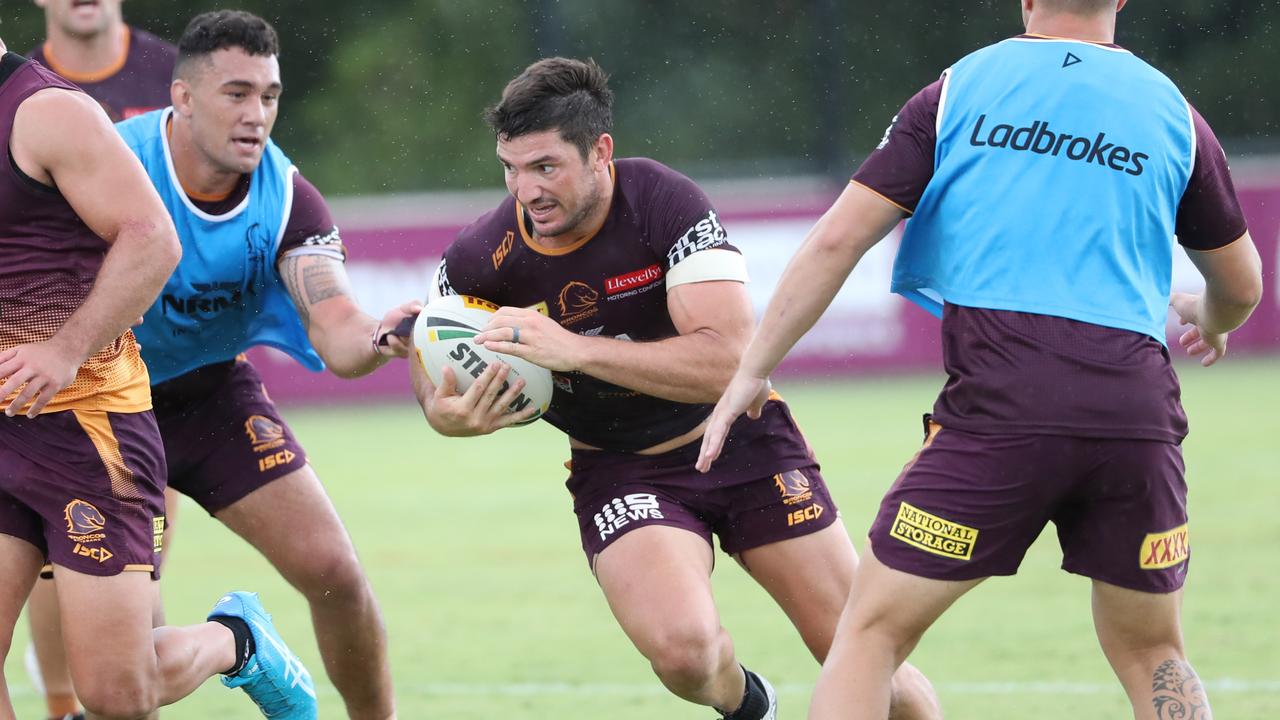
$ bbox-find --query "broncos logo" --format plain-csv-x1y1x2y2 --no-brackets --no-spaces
774,470,812,500
64,499,106,535
557,281,600,316
245,415,285,445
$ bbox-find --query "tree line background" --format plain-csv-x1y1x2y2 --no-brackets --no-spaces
5,1,1276,196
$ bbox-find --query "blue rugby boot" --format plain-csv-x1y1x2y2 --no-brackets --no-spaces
208,591,318,719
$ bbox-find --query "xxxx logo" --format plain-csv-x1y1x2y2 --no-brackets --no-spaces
1140,524,1189,570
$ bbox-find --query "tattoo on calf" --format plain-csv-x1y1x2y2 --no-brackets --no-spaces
1152,659,1212,720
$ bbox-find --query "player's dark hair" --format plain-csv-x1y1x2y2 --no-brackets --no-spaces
174,10,279,79
484,57,613,159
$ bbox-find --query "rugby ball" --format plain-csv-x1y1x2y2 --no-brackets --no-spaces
413,294,553,424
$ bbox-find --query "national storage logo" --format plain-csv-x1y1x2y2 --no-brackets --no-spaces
968,114,1150,176
889,502,978,561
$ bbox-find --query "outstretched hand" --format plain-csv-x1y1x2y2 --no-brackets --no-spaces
1170,292,1228,367
696,373,772,472
375,300,425,359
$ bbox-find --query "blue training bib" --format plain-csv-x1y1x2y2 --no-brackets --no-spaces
117,108,324,383
892,37,1195,342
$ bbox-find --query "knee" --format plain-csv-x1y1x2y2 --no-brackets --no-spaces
647,623,729,693
78,670,159,719
291,545,370,605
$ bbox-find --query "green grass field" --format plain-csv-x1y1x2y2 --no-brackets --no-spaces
7,359,1279,719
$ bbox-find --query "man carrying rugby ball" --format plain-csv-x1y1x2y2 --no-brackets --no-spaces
411,57,941,720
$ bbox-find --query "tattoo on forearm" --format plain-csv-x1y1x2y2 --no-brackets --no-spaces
1152,659,1212,720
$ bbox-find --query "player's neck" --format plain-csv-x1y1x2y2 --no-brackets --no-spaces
1025,13,1116,45
42,23,129,81
167,117,242,200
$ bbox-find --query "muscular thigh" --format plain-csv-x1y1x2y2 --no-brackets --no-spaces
158,360,307,515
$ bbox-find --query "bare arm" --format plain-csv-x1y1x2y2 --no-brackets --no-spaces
473,278,755,405
17,89,181,359
697,182,904,470
277,252,420,378
0,89,180,416
1169,232,1263,365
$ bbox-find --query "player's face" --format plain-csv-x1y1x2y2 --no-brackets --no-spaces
36,0,124,39
497,130,611,241
177,48,281,176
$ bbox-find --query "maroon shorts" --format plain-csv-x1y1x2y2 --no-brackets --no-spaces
0,409,166,577
567,400,838,565
868,420,1190,593
152,359,307,514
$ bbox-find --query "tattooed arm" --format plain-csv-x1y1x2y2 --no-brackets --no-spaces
278,252,419,378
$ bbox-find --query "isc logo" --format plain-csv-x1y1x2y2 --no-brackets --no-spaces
73,543,114,564
787,504,825,527
259,449,297,472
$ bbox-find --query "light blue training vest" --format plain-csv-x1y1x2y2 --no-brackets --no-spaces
892,37,1195,342
117,107,323,383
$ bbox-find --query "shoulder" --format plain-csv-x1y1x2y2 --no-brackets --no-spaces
616,157,703,198
114,107,166,143
453,196,519,255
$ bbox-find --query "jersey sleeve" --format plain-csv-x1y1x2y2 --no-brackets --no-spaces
637,161,747,289
1175,105,1249,251
277,172,345,262
431,207,510,303
850,76,944,214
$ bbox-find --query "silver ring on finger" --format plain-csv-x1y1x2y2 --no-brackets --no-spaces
511,326,521,344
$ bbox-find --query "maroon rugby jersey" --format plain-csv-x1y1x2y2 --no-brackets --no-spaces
30,26,175,122
0,53,150,413
852,35,1249,443
438,158,740,452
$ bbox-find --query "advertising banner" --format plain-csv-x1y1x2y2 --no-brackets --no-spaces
249,180,1280,404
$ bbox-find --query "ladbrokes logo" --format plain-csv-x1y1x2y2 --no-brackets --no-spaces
969,114,1150,176
1140,524,1189,570
64,499,106,543
558,281,600,325
245,415,286,452
889,502,978,561
774,469,814,506
605,265,663,299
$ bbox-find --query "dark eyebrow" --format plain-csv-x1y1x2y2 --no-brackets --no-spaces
220,80,284,92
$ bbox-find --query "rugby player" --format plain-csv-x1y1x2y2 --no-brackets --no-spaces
113,11,417,719
414,58,940,720
30,0,175,121
697,1,1264,718
0,38,314,720
26,4,178,716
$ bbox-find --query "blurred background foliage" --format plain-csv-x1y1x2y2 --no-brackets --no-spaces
4,0,1275,195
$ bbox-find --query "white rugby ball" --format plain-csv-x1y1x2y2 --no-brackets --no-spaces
413,294,553,424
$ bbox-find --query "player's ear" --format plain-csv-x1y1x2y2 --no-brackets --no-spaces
592,133,614,170
170,79,192,115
